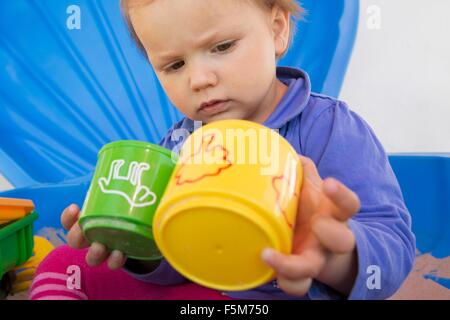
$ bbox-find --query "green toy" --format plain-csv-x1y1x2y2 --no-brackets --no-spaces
79,140,177,260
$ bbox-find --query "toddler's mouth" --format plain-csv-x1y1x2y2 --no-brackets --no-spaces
198,99,230,116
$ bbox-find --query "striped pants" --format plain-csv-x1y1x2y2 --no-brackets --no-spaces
29,245,232,300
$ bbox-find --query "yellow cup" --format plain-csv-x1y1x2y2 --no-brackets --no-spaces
153,119,303,291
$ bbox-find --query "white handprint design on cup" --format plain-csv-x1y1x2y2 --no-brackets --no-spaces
98,159,157,208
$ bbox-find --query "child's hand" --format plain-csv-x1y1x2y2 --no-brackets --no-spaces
61,204,127,270
262,156,360,297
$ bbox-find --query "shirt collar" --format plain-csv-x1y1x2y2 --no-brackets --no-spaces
263,66,311,129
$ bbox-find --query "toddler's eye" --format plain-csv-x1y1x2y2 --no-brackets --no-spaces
167,61,185,71
213,41,236,53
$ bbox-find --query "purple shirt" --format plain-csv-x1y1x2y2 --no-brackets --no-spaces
127,67,416,300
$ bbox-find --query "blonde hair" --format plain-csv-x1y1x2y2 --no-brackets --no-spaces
120,0,304,56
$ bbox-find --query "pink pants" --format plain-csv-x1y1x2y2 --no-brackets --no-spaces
29,245,232,300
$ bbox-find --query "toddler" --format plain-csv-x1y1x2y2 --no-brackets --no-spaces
30,0,415,300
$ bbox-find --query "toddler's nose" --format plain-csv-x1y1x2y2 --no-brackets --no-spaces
189,65,218,91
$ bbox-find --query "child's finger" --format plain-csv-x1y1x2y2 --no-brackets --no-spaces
66,222,90,249
86,242,109,267
276,275,313,297
322,178,360,221
107,250,127,270
312,216,356,254
261,248,323,280
298,156,322,189
61,204,80,230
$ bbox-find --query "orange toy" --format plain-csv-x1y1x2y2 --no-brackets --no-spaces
0,198,35,225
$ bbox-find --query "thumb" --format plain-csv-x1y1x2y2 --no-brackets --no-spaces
298,155,322,189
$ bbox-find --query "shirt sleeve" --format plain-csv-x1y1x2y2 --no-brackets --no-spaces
302,100,416,300
123,124,189,285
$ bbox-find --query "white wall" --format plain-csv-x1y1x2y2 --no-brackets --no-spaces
340,0,450,153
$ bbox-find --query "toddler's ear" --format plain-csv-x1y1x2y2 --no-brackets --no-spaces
270,6,290,57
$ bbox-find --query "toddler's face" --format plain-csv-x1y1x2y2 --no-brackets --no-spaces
130,0,288,124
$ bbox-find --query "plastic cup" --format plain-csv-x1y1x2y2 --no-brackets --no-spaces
79,140,177,260
153,119,303,290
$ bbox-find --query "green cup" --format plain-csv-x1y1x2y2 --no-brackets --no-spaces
79,140,177,260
